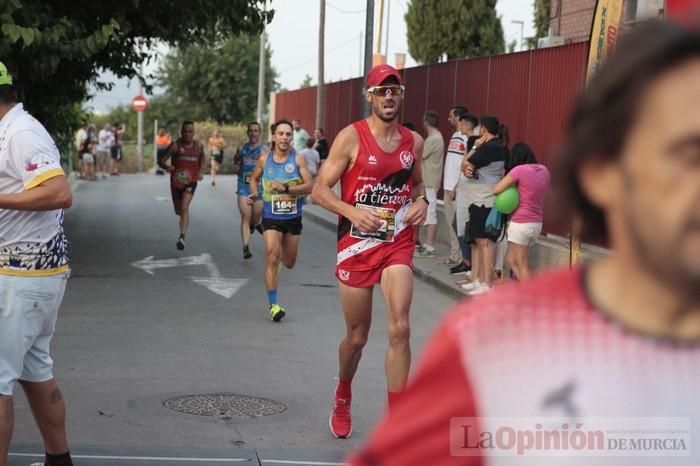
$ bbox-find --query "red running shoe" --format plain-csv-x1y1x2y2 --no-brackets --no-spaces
329,395,352,438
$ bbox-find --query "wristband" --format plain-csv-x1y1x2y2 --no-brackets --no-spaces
415,195,428,205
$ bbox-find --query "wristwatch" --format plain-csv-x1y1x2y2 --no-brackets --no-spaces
415,195,428,205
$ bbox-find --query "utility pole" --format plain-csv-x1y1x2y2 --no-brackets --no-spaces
316,0,326,131
384,0,390,59
153,119,158,167
512,20,525,51
256,31,266,123
256,4,267,124
359,30,363,76
375,0,384,58
362,0,374,117
137,72,144,172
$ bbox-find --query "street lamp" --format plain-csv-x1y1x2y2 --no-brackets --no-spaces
511,20,524,51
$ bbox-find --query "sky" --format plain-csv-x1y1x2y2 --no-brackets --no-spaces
86,0,534,114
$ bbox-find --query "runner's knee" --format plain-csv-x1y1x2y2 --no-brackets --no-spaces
387,319,410,347
346,328,369,351
266,248,281,265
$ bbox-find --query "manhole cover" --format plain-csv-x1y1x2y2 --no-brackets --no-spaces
163,393,286,419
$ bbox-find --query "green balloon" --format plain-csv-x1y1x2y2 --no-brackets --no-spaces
495,186,519,214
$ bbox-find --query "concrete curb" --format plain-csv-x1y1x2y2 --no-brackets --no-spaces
303,208,465,300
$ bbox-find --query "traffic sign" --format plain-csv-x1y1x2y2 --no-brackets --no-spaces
132,95,148,112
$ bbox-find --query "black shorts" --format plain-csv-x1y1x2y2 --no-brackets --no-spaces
110,145,122,161
468,204,494,241
211,152,224,164
262,217,303,235
171,182,198,199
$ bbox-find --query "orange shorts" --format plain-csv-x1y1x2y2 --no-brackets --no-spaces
336,247,414,288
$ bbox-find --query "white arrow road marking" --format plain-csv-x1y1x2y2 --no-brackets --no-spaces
189,277,248,299
131,254,246,299
131,254,215,275
153,196,170,202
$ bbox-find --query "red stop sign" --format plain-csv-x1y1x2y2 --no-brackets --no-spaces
132,95,148,112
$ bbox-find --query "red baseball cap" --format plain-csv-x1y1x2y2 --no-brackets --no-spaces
366,64,403,88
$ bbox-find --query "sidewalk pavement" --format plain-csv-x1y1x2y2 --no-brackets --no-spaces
302,203,468,300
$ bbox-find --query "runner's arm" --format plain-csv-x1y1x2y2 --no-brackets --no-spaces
0,175,72,211
312,125,382,232
248,153,266,199
411,133,426,199
311,125,356,218
199,143,206,179
158,143,176,171
234,146,244,172
404,133,428,226
288,154,314,195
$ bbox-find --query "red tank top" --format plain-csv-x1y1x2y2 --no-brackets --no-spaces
171,140,203,187
337,119,417,270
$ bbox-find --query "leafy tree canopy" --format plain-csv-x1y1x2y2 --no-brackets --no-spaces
0,0,272,155
527,0,552,49
157,34,277,125
405,0,505,64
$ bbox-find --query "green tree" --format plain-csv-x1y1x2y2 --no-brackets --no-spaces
527,0,552,49
0,0,272,157
157,34,277,124
405,0,505,64
300,74,314,88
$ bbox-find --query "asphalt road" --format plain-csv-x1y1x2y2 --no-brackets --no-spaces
9,174,456,465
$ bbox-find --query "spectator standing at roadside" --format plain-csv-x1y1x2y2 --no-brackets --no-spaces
452,112,480,281
313,128,329,163
415,111,444,258
292,119,310,150
443,106,469,270
460,116,506,295
96,123,113,179
109,123,124,176
74,124,87,179
299,138,320,177
493,142,550,279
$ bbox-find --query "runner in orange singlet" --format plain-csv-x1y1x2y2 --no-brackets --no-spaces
312,64,427,439
158,121,205,250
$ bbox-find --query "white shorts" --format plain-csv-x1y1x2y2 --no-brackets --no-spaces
0,272,69,395
424,187,438,225
507,221,543,247
455,183,472,237
82,153,95,164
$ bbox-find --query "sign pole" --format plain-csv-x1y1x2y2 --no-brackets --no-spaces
137,80,144,172
570,0,623,266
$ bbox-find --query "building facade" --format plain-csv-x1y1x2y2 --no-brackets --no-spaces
548,0,668,43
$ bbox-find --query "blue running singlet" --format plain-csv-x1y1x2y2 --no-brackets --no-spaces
262,150,304,221
237,143,264,196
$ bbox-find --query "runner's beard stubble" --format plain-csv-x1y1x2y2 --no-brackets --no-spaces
372,99,401,123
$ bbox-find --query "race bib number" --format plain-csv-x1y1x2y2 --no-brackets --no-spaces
350,204,396,242
271,194,298,215
175,170,192,185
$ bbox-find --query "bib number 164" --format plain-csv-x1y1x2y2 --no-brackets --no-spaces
271,195,297,215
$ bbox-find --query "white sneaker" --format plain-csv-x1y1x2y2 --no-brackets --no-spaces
460,279,482,291
468,284,493,296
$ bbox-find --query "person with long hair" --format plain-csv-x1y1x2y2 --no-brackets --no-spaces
492,142,550,279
